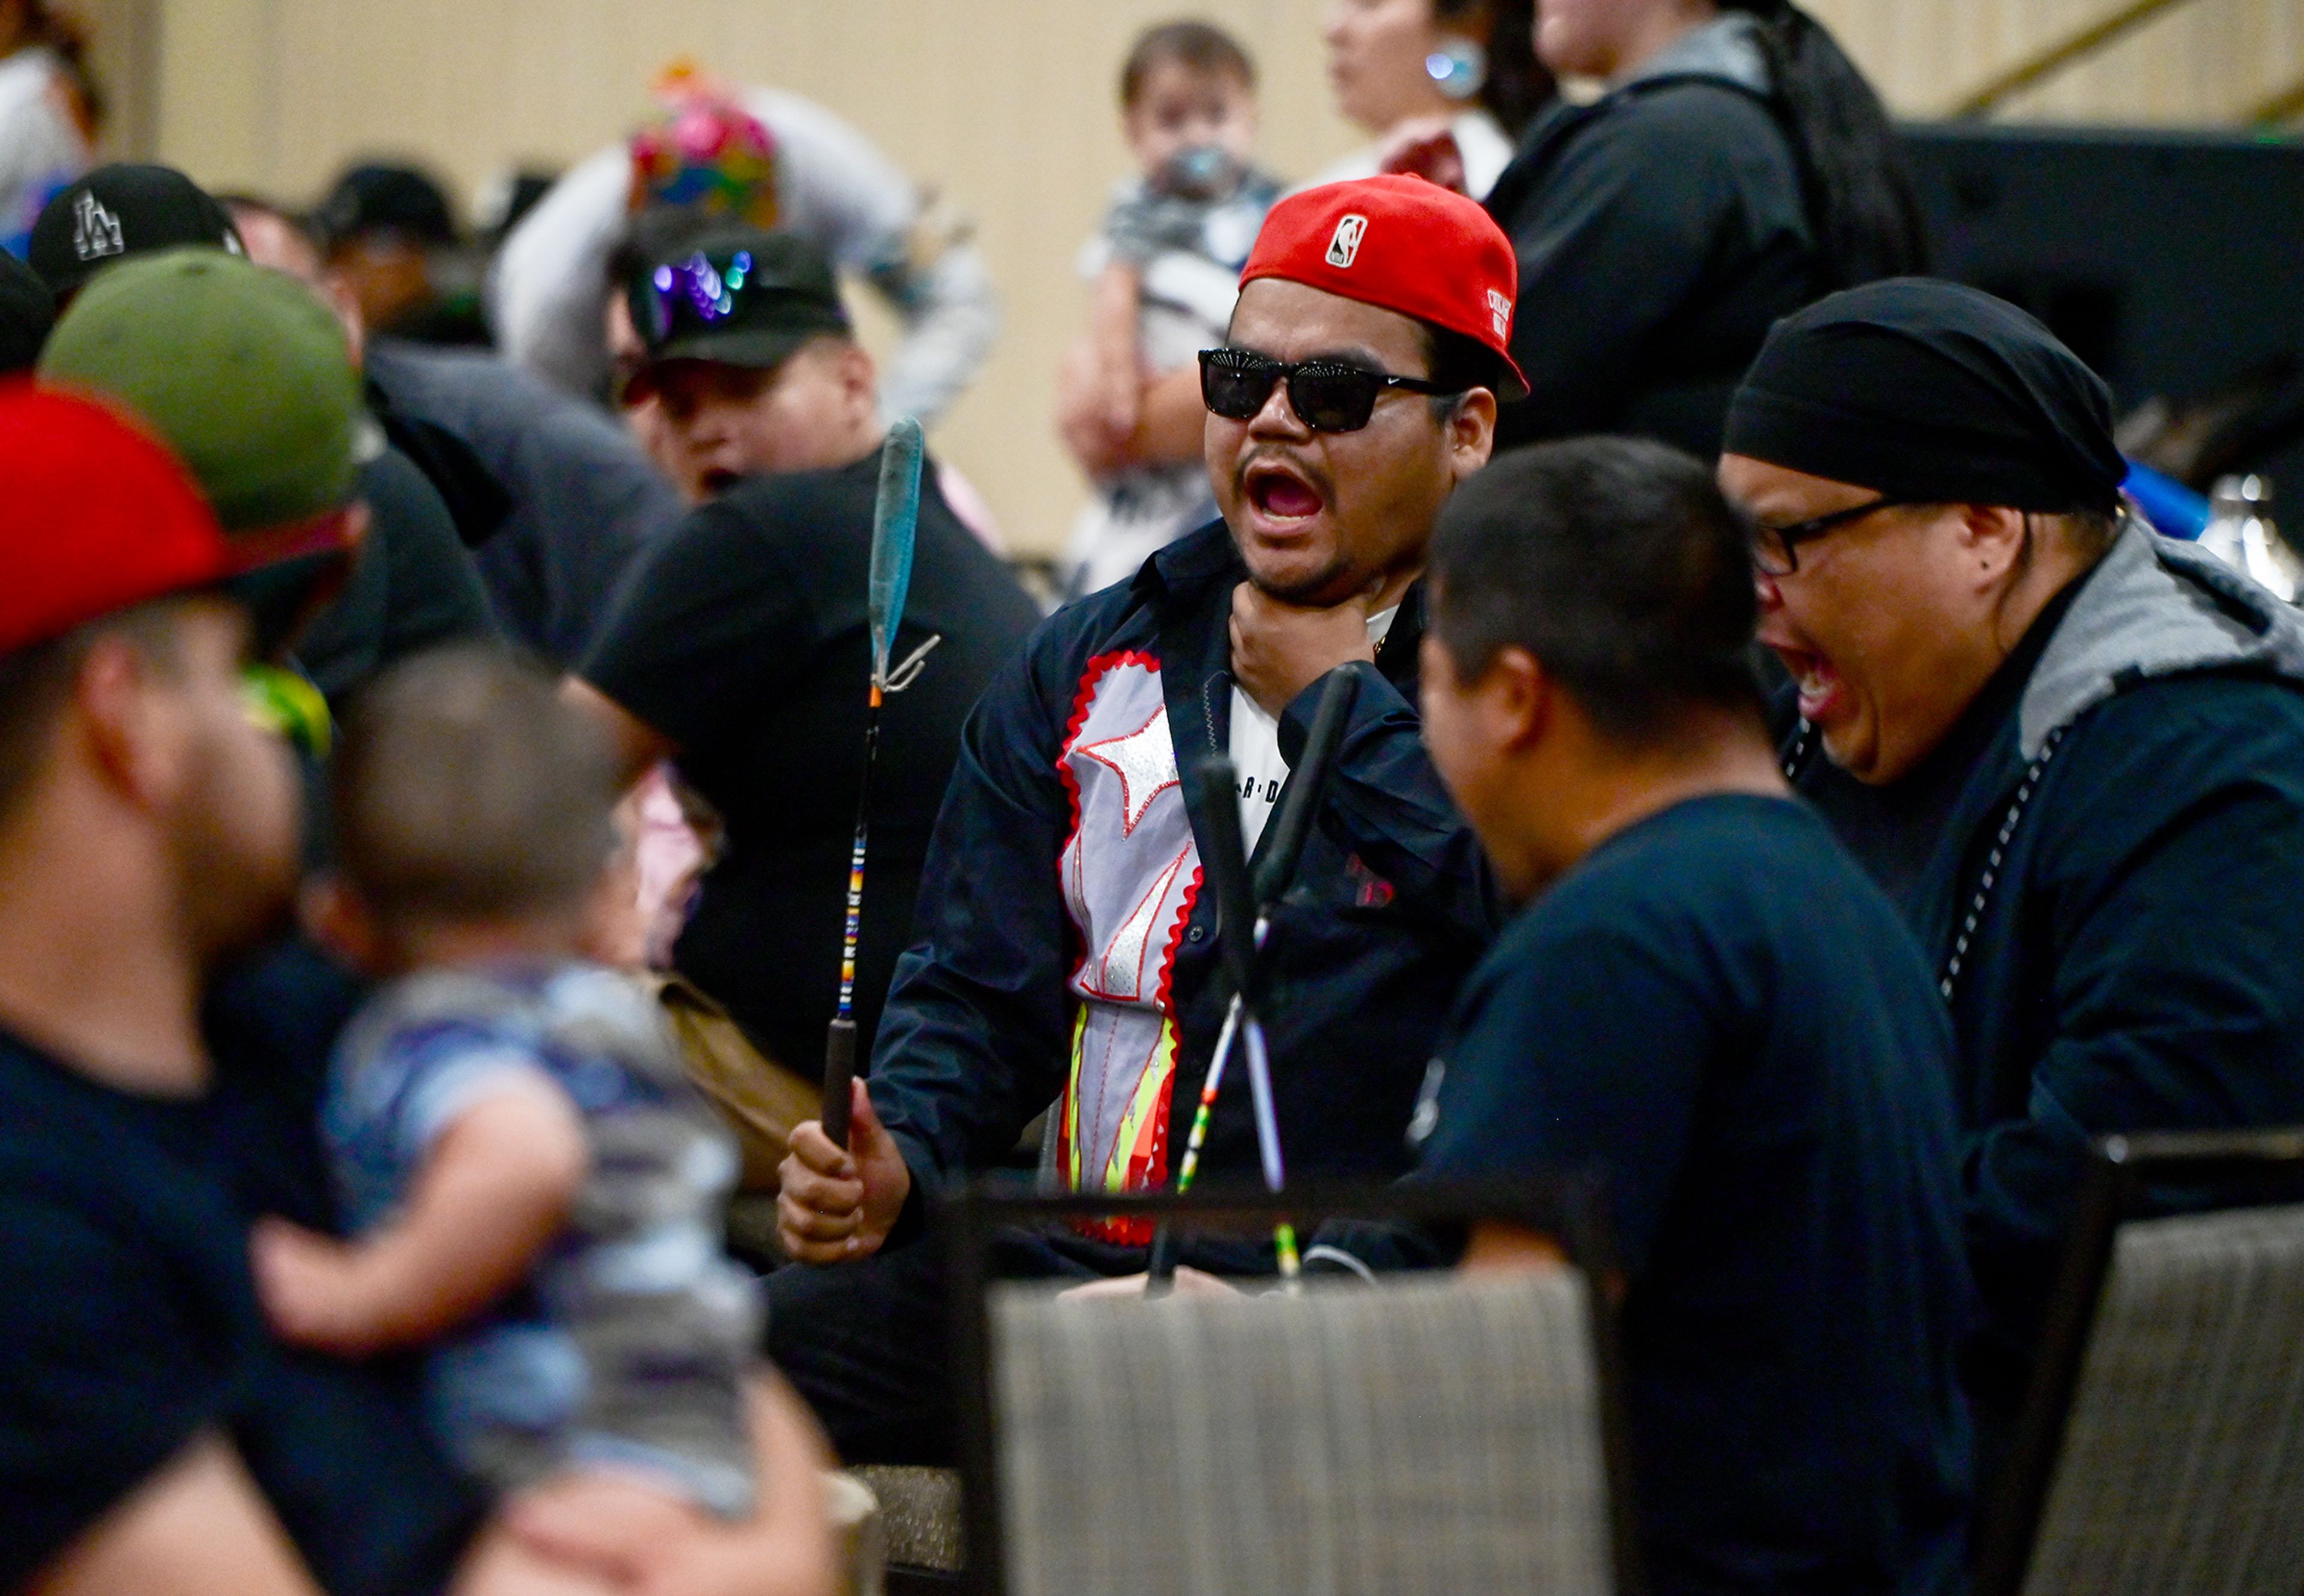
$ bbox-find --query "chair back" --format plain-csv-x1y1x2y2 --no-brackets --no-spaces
946,1180,1633,1596
1980,1131,2304,1596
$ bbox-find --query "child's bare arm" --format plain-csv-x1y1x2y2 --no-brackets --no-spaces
1087,260,1147,434
251,1081,589,1357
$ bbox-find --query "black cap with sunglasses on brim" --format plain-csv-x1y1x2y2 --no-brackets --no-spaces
621,224,850,402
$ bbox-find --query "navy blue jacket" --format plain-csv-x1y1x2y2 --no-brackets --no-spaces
867,522,1499,1213
1790,524,2304,1415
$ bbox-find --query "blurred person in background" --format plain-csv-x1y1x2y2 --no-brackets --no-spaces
473,165,558,251
317,161,493,347
1484,0,1927,457
494,62,997,430
0,0,95,256
569,224,1038,1141
1055,20,1282,598
1312,0,1549,201
40,181,494,710
233,191,683,668
27,160,239,307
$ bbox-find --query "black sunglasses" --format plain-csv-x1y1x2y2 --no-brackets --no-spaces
1199,347,1453,433
1750,496,1919,577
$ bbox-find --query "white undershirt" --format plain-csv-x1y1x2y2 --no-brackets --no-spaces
1229,605,1397,854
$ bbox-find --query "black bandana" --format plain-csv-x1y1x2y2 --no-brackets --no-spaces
1724,278,2127,514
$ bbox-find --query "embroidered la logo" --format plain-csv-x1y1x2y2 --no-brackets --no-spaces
1325,214,1368,268
1487,288,1511,341
73,193,124,263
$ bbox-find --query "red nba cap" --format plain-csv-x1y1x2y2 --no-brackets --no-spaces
0,382,241,654
1240,174,1528,400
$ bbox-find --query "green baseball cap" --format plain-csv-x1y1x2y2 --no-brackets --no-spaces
38,247,373,535
622,224,851,400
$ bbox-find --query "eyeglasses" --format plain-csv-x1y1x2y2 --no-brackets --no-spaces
1749,497,1918,577
1198,347,1453,434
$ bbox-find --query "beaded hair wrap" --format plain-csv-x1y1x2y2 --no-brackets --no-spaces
627,59,782,229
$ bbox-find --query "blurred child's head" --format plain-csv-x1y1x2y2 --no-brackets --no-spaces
1120,21,1259,185
326,646,622,968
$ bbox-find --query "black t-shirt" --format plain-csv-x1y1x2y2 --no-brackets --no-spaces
1415,796,1972,1595
0,1028,260,1586
581,445,1041,1070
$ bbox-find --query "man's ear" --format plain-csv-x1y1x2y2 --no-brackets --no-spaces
73,633,183,811
1447,388,1498,483
1956,503,2032,586
1481,645,1551,753
836,340,879,410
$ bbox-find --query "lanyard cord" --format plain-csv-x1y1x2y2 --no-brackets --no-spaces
1783,718,2070,1005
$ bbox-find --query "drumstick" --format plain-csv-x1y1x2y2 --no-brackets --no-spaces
1165,670,1359,1199
1147,672,1354,1280
821,418,926,1149
1186,755,1299,1281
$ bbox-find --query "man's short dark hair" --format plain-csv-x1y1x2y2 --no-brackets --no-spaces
1430,437,1763,746
1420,323,1508,418
1120,20,1256,108
334,645,620,928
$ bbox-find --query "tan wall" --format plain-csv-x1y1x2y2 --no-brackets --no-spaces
135,0,2304,554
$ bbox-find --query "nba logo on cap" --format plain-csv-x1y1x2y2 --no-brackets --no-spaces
1325,214,1367,269
1487,289,1511,341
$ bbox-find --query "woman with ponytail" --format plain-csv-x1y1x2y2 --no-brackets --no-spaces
1484,0,1926,456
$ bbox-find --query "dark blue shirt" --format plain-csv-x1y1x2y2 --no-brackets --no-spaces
0,988,487,1596
1415,796,1972,1596
0,1029,259,1588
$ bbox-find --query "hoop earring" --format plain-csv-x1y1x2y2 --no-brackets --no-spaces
1426,35,1489,102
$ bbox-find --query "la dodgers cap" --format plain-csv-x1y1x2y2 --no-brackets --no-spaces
0,384,248,655
27,163,244,302
1240,175,1528,400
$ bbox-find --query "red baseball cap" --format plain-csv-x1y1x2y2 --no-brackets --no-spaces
0,382,241,654
1240,174,1528,400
